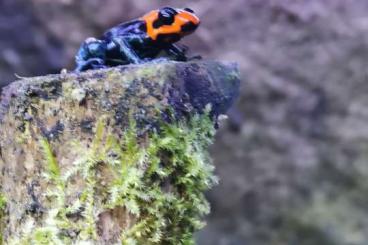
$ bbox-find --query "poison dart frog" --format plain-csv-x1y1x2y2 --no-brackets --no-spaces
75,7,200,71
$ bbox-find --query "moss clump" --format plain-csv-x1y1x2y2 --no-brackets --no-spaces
8,111,217,244
117,112,218,244
0,194,6,244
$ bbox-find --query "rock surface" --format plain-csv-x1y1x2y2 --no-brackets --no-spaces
0,61,239,244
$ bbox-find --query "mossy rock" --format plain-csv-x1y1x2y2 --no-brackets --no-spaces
0,61,239,244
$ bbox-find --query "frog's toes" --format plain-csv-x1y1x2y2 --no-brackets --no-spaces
149,57,171,64
188,55,202,61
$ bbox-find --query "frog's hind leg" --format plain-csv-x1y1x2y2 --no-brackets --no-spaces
75,38,108,71
75,58,107,72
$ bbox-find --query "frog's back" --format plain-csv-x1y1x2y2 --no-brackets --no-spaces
103,19,147,41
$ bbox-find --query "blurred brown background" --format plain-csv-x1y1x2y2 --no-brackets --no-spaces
3,0,368,244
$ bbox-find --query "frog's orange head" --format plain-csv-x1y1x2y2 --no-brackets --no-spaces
142,7,200,43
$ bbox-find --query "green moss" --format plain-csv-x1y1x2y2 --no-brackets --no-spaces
40,138,61,185
0,195,6,211
8,111,216,244
0,193,6,244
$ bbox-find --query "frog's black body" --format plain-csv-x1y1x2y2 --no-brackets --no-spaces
75,7,200,72
103,20,162,65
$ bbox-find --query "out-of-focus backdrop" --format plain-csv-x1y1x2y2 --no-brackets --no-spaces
2,0,368,244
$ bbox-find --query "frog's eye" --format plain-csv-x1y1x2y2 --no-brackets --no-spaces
158,7,177,25
184,8,194,13
160,7,177,15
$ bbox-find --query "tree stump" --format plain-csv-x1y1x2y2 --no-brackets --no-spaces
0,61,239,244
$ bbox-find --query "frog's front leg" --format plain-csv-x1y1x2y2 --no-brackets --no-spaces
75,38,108,72
166,44,202,62
110,37,142,64
165,44,188,61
